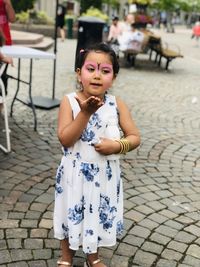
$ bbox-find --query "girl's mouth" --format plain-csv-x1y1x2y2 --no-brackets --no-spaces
90,83,102,87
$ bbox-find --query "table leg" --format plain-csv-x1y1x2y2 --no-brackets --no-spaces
28,59,37,131
9,58,38,131
10,58,21,117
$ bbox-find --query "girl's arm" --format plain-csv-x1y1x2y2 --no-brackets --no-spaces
0,52,13,65
116,96,141,151
4,0,15,23
107,25,114,41
57,95,104,147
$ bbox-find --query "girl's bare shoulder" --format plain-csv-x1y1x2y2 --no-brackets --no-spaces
115,95,129,109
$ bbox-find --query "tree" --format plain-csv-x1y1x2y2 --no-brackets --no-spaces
103,0,119,7
79,0,102,13
12,0,36,13
151,0,179,11
178,0,200,12
128,0,152,4
151,0,200,12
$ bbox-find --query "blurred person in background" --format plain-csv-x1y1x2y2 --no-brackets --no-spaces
56,1,67,42
107,16,123,44
191,21,200,46
0,0,15,113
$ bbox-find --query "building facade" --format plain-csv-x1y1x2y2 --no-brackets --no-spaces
35,0,79,18
34,0,129,20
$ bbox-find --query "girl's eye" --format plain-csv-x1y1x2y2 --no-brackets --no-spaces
101,69,112,74
87,66,95,72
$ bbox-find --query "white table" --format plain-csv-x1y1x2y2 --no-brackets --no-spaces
1,45,56,131
2,45,55,59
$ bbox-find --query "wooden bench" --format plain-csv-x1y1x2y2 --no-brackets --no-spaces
148,36,183,70
119,32,183,70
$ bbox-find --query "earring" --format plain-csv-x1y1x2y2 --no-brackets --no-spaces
76,80,83,91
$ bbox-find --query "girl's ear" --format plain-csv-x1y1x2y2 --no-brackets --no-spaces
76,68,81,74
113,74,117,80
76,68,81,82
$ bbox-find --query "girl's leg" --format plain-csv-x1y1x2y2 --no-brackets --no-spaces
58,239,75,266
60,28,65,41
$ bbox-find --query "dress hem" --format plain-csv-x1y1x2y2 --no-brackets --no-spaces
54,235,116,253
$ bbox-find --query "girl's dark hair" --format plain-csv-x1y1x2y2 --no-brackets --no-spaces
76,42,120,76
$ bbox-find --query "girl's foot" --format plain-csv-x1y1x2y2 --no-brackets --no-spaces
85,252,107,267
85,258,107,267
58,239,74,266
57,259,72,266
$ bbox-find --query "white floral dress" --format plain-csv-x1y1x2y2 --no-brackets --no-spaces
53,92,123,254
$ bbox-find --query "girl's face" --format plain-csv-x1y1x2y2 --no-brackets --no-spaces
77,51,115,99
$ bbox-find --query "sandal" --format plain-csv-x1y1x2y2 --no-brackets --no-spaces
57,259,73,266
84,259,106,267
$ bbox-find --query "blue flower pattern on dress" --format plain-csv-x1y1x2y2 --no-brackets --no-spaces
92,113,102,129
99,194,117,230
72,153,81,167
89,204,93,213
81,128,95,142
75,152,81,160
116,107,119,118
63,147,72,156
80,163,99,182
55,164,64,194
106,160,112,181
117,179,120,202
85,229,94,236
62,223,69,238
116,220,123,235
80,113,102,143
68,196,85,225
95,181,100,187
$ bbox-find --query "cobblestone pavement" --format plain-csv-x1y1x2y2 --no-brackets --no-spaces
0,26,200,267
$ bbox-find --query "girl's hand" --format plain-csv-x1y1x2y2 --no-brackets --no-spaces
94,137,120,155
3,0,12,3
3,0,11,5
5,56,13,66
75,95,104,115
0,54,14,66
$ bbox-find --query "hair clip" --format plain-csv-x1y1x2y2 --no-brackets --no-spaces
80,49,85,53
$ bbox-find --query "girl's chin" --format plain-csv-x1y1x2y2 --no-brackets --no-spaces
90,85,102,90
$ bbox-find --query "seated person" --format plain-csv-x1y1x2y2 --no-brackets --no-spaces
121,13,135,32
118,23,145,52
107,16,123,44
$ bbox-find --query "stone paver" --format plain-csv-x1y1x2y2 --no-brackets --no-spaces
1,25,200,266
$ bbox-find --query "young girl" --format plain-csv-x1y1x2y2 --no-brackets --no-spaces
54,42,140,267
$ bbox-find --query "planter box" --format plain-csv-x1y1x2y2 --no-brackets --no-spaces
11,23,55,38
11,23,77,39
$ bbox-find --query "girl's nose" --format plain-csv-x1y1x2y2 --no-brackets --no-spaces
94,69,101,78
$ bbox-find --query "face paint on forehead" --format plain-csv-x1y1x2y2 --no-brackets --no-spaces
83,61,113,71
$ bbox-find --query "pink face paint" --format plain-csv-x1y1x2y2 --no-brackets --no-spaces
83,61,113,76
80,61,114,92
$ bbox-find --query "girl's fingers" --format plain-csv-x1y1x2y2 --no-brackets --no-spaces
75,96,104,112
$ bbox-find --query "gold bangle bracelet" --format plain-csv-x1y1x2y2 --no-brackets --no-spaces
115,138,130,154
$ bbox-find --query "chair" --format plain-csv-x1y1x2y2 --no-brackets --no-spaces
0,63,11,153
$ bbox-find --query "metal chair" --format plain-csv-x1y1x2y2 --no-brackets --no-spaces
0,63,11,153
